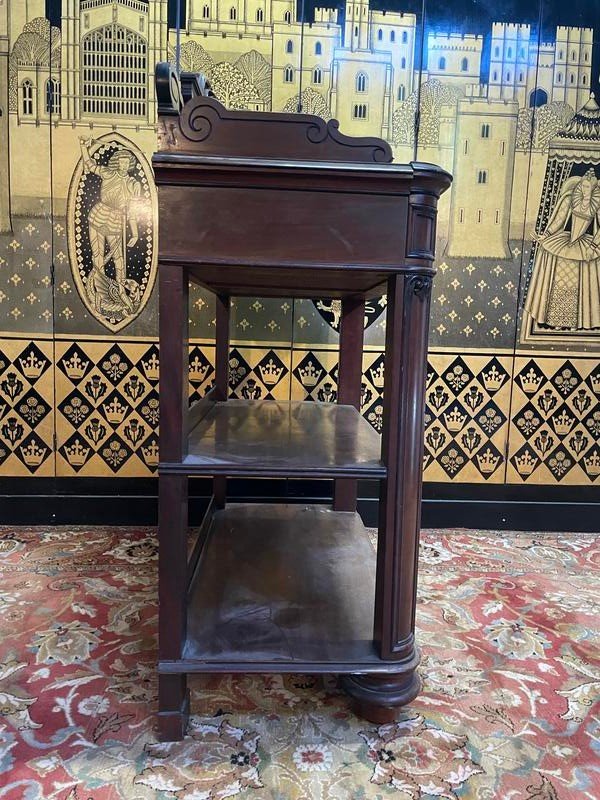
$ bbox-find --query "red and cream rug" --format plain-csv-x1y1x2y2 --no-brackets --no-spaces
0,524,598,799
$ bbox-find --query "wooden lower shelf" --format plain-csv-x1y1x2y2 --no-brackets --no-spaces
160,400,385,477
160,503,408,675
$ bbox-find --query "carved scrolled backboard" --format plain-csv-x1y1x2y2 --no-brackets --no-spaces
153,64,451,298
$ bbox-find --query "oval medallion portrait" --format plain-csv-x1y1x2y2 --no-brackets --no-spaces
67,133,157,332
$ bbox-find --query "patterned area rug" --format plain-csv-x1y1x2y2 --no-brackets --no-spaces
0,524,598,799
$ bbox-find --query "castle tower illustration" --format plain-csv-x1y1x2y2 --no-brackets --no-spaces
446,87,518,259
488,22,592,109
329,2,416,140
427,32,482,89
552,26,593,111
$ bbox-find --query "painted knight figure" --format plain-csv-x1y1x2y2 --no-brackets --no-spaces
67,134,157,333
526,167,600,330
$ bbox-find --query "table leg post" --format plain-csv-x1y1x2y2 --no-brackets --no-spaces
158,263,189,740
214,293,230,508
158,673,190,742
342,273,432,721
334,295,365,512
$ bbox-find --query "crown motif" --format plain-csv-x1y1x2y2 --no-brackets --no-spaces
481,365,505,392
18,351,46,380
476,447,500,474
258,358,284,386
64,438,90,467
519,367,543,395
369,362,385,389
141,440,159,467
189,355,210,384
20,440,47,467
299,361,321,388
514,450,538,476
443,406,467,433
141,352,160,382
583,450,600,477
62,352,89,380
589,373,600,394
552,409,575,436
102,397,128,425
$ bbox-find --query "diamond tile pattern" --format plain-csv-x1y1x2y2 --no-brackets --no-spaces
508,357,600,484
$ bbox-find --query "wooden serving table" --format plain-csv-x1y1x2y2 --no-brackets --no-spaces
153,63,451,741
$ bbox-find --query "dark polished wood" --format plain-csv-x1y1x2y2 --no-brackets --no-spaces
373,274,433,662
158,93,393,163
154,66,451,740
334,296,365,512
161,400,384,477
179,504,388,668
213,294,230,507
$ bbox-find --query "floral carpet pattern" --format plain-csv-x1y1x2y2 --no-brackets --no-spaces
0,524,598,799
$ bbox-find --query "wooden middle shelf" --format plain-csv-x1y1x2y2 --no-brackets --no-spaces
160,400,385,478
159,503,409,674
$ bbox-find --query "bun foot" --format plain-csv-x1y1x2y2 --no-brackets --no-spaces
340,669,421,724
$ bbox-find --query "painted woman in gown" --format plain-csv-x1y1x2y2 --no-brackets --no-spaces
525,168,600,330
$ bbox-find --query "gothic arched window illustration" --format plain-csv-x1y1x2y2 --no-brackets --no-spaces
21,80,34,116
315,41,322,55
46,78,61,115
230,7,237,20
286,39,293,54
313,66,322,84
256,8,263,22
390,31,395,43
378,29,383,41
461,57,468,71
401,56,406,68
529,88,548,108
284,65,294,83
398,84,405,101
202,4,209,18
284,10,291,23
402,31,408,43
82,25,147,117
356,72,367,92
438,57,446,70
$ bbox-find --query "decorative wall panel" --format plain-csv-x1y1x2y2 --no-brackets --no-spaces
0,0,598,491
0,337,54,477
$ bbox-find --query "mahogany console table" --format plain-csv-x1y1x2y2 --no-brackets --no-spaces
153,64,451,741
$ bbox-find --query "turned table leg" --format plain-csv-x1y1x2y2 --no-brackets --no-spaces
342,273,432,721
334,295,365,512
